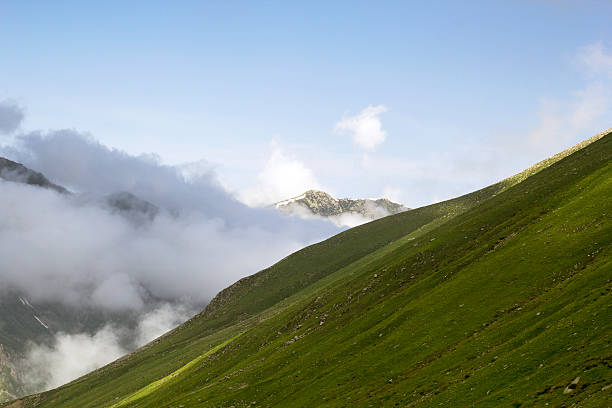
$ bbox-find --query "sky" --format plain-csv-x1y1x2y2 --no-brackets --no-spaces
1,0,612,207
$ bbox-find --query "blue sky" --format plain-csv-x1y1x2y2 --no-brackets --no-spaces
1,0,611,207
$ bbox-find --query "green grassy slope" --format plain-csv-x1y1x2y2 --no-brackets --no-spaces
5,130,611,408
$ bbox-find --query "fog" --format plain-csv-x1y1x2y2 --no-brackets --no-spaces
1,130,340,309
279,202,375,228
0,129,341,392
20,303,192,391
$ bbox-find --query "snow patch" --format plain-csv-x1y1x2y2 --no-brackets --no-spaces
19,296,35,309
33,315,49,329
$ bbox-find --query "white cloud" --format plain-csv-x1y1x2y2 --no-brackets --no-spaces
20,303,193,392
0,99,24,134
569,82,610,130
238,141,322,207
334,105,389,151
578,42,612,77
0,127,341,396
277,203,371,228
177,159,216,182
528,43,612,153
136,303,193,345
0,131,340,311
527,98,565,149
382,185,404,204
22,326,126,391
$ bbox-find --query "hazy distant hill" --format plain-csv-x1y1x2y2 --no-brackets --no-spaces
6,129,609,407
0,158,68,194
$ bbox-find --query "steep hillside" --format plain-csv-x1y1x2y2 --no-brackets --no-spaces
4,130,611,407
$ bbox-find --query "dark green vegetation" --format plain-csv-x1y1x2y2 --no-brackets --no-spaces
5,130,611,407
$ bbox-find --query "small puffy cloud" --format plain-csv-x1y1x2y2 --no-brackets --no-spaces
0,99,24,134
136,303,193,345
335,105,389,151
239,141,322,207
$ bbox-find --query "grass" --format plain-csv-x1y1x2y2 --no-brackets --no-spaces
3,130,611,407
109,333,243,408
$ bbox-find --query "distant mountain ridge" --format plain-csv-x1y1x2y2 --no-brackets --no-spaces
275,189,409,221
0,157,68,194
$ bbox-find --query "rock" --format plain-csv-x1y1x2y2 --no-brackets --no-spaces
563,376,580,394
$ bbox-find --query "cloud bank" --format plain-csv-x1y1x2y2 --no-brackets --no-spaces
0,131,340,310
22,326,126,391
1,128,341,393
20,303,191,391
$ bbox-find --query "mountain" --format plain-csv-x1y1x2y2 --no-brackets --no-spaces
275,190,409,225
104,191,159,224
0,157,158,221
0,160,72,400
0,293,128,401
3,128,610,408
0,159,163,401
0,158,68,194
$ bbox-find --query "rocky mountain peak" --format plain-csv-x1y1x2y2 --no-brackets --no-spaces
274,189,409,222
